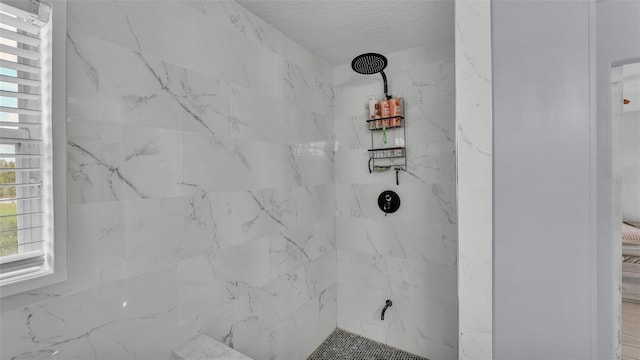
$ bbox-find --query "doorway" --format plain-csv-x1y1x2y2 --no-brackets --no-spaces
612,62,640,360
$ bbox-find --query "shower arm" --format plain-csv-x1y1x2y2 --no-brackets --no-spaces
380,71,390,100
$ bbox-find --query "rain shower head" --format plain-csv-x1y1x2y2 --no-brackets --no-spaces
351,53,391,99
351,53,388,75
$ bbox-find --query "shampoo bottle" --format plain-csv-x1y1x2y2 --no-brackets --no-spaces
389,96,402,126
394,97,403,117
368,95,377,120
389,96,397,127
380,99,390,126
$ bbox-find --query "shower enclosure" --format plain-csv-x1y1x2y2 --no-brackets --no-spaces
0,1,458,359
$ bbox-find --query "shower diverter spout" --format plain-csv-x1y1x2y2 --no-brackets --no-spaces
381,299,392,320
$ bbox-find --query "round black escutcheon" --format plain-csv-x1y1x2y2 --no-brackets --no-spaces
378,190,400,215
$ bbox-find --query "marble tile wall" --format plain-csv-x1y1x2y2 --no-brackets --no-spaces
454,1,493,359
333,42,458,358
0,1,336,359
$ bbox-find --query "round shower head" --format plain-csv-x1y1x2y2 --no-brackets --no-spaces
351,53,388,75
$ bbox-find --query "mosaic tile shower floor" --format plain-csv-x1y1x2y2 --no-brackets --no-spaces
307,328,428,360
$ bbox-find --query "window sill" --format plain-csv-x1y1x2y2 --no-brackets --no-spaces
0,266,67,298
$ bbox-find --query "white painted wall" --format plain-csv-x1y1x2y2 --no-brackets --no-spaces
492,1,594,358
455,1,493,359
621,109,640,222
621,67,640,223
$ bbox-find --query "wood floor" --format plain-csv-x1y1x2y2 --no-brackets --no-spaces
623,300,640,360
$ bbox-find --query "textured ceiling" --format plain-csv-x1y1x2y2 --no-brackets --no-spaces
236,0,454,66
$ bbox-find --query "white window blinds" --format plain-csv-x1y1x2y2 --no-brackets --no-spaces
0,0,52,285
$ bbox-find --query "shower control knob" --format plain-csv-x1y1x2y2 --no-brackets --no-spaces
378,190,400,215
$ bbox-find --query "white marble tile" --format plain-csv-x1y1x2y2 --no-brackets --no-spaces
334,150,373,184
387,328,457,360
176,187,297,251
296,184,335,225
114,1,196,71
339,248,456,312
100,199,181,280
67,1,141,54
337,280,389,327
333,114,370,151
189,2,292,105
180,133,307,191
178,195,222,253
389,68,454,108
229,85,287,143
67,121,181,204
202,295,271,360
177,255,241,328
70,1,191,74
455,1,493,359
209,237,271,289
303,251,337,299
66,17,100,125
334,39,457,357
94,197,219,283
269,286,336,360
281,35,333,82
178,133,246,192
292,147,333,186
384,291,445,342
336,183,456,224
257,266,310,325
296,108,334,143
336,217,456,266
192,17,278,96
337,248,457,357
173,334,253,360
279,59,334,113
337,250,389,293
219,1,285,56
269,220,334,279
0,266,179,360
334,149,454,186
336,316,387,345
99,40,232,134
332,73,381,120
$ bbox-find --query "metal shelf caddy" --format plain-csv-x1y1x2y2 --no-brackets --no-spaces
366,98,406,185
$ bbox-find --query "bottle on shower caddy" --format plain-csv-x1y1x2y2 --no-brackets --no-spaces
368,95,377,120
368,95,381,129
389,95,402,127
379,98,390,127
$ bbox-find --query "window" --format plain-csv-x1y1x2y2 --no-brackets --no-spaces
0,0,66,297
